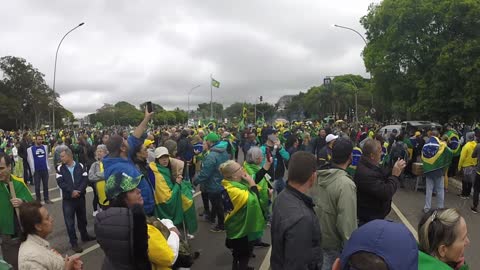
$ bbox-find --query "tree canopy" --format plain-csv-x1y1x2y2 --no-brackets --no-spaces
361,0,480,122
0,56,73,130
281,75,372,121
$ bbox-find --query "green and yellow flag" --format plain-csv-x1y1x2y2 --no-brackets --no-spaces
149,163,184,224
211,78,220,88
0,175,33,235
242,105,248,119
221,179,265,240
149,162,198,234
422,136,453,173
446,130,461,157
180,180,198,234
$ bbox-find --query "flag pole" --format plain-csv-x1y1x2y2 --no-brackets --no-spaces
210,74,213,120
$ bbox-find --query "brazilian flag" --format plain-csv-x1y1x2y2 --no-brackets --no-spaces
221,180,265,241
446,130,461,157
422,136,453,173
149,162,198,234
211,78,220,88
180,180,198,234
0,175,33,235
347,147,363,176
403,138,414,160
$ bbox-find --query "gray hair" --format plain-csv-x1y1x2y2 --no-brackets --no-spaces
60,147,73,157
246,147,263,164
96,144,108,153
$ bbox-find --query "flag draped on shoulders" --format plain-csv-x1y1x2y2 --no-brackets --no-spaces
422,137,453,174
180,180,197,234
149,162,183,225
0,175,33,235
221,179,265,241
148,162,197,234
446,130,461,157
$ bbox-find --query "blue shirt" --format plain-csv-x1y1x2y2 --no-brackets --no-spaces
67,161,76,183
31,145,48,171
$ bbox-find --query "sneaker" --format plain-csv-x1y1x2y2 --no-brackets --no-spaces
210,225,225,233
472,207,478,214
93,210,99,217
187,234,195,240
460,196,469,200
72,244,83,253
44,199,54,204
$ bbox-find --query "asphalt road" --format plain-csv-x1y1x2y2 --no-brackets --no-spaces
21,157,479,269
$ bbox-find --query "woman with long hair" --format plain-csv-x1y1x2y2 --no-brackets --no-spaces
418,208,470,269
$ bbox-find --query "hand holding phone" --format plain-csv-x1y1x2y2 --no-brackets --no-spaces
146,101,153,113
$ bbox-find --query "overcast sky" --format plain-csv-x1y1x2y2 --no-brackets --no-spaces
2,0,380,117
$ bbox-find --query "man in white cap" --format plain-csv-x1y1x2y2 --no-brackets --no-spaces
317,134,338,167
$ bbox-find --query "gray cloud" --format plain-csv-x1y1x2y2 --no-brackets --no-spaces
1,0,379,117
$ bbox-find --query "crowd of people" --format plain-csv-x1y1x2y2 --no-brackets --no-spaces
0,115,477,269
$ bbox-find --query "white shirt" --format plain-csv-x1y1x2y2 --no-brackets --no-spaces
18,234,65,270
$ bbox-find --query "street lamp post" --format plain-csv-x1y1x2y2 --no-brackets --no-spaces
52,22,85,131
187,84,201,125
334,24,374,109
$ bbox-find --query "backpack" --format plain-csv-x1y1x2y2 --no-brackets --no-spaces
389,141,407,166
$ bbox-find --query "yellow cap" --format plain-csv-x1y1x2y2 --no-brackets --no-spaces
143,139,154,147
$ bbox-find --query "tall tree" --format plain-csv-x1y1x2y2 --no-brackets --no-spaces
361,0,480,122
0,56,72,130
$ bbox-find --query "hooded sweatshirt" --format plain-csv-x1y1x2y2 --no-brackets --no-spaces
309,166,357,250
193,141,229,193
103,135,155,215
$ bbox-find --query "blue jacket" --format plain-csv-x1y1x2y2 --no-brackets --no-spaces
103,135,155,215
56,162,89,200
194,141,229,193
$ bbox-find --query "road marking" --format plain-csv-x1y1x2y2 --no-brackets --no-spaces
259,246,272,270
193,191,201,198
391,202,418,241
31,186,92,196
78,243,100,257
257,203,418,270
30,186,59,196
49,187,93,202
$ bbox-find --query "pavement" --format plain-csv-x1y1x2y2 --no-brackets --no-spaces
19,157,479,269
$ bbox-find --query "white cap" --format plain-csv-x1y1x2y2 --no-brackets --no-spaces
154,147,170,158
326,134,339,143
